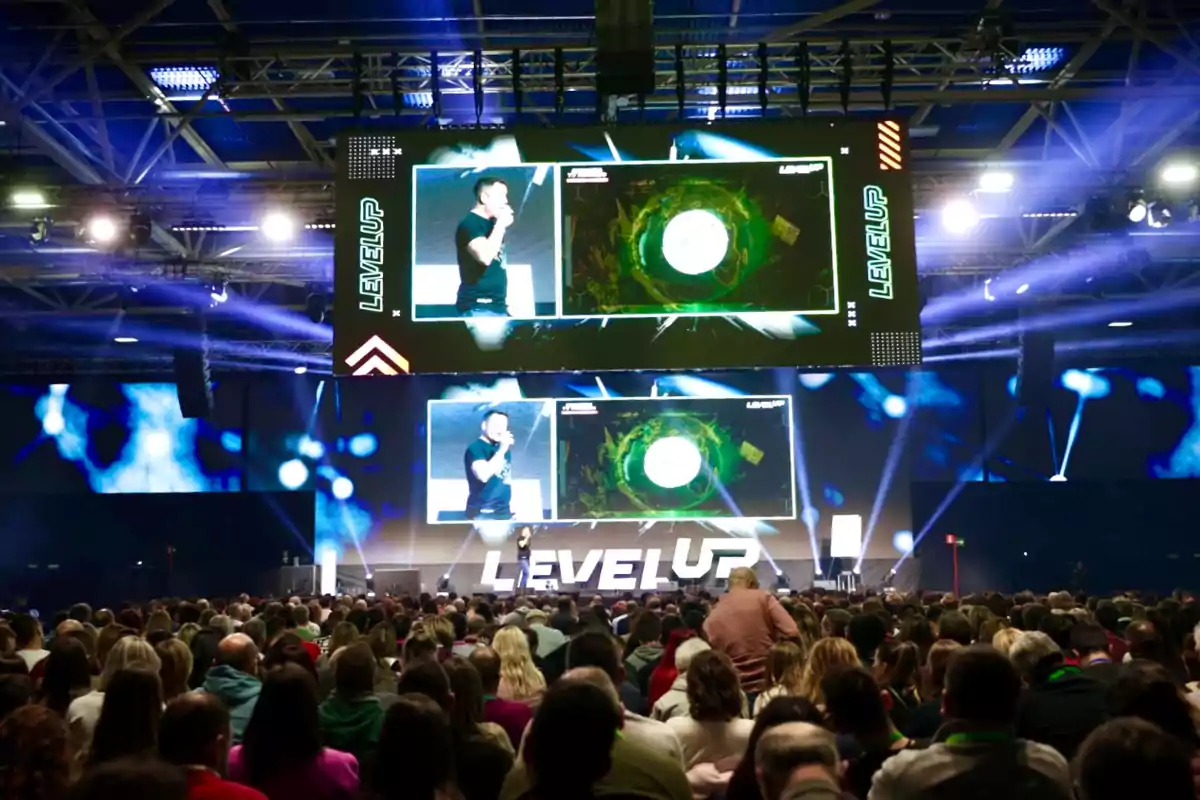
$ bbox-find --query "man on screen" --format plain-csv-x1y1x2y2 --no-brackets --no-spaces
455,177,513,316
464,409,514,520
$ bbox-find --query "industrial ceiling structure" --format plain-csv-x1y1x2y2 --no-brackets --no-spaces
0,0,1198,374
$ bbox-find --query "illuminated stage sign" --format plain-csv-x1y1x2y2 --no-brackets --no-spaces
478,537,761,592
334,119,920,373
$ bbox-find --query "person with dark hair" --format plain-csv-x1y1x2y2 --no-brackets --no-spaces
228,664,358,799
188,629,222,691
455,175,513,317
442,656,514,754
1127,618,1190,686
869,645,1073,799
367,694,459,800
624,611,665,697
704,568,800,695
902,639,962,739
38,636,92,718
469,646,532,751
69,757,189,800
1110,661,1200,749
501,668,691,800
11,614,48,674
0,675,33,722
848,614,888,665
899,616,936,663
0,704,72,800
159,693,266,800
365,625,399,695
723,696,824,800
936,611,973,647
1093,600,1127,662
821,609,853,639
1074,717,1195,800
318,643,385,763
665,650,754,776
88,668,163,766
548,596,576,636
1071,622,1121,685
1037,613,1075,652
464,409,515,521
199,635,260,745
874,640,921,731
822,665,914,799
1010,631,1111,759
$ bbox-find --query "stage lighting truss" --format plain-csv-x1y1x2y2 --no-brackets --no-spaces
148,66,220,94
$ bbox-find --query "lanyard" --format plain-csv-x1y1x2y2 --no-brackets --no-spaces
945,731,1012,745
889,730,906,745
1048,665,1082,682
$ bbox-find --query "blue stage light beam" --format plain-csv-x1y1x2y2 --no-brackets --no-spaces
776,371,822,573
857,372,919,570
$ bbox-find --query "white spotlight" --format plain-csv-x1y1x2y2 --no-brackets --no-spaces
294,366,308,374
1128,199,1148,223
260,210,296,242
1107,321,1133,328
87,215,119,244
1161,163,1198,186
113,336,139,344
940,198,980,234
978,170,1014,193
1015,283,1030,295
11,190,48,209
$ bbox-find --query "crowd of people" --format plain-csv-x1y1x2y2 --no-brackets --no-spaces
2,567,1200,799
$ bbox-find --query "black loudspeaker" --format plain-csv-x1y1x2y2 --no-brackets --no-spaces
173,314,213,419
595,0,656,97
1016,324,1055,409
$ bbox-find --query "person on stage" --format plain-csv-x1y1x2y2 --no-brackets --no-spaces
455,176,513,317
464,409,514,521
516,526,533,593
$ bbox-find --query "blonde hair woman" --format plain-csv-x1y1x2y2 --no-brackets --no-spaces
798,638,859,706
67,635,161,756
753,641,807,716
493,625,545,703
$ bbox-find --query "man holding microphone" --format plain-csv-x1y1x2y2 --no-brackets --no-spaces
464,409,514,521
455,176,514,317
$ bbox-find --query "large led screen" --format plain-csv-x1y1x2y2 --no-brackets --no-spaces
334,120,920,375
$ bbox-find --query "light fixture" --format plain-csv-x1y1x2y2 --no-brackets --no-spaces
210,281,228,304
113,336,139,343
1160,163,1198,186
11,190,49,209
86,214,120,244
148,66,220,93
1128,197,1148,223
294,366,308,375
1147,200,1172,228
1108,321,1133,328
1015,283,1030,295
940,198,980,234
977,170,1014,193
260,210,296,242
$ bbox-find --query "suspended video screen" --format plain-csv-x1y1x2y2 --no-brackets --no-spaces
334,120,919,375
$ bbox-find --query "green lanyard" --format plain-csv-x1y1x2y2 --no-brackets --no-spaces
945,731,1012,745
1048,666,1082,682
889,730,906,745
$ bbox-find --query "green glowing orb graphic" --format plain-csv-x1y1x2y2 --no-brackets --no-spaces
642,435,703,489
661,209,728,275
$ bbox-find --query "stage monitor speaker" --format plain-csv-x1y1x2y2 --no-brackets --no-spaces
595,0,656,97
173,314,212,419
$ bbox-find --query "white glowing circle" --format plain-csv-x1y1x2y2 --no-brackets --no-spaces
331,476,354,500
661,209,728,275
42,411,65,436
1049,474,1068,482
643,436,702,489
882,395,908,418
278,458,309,489
260,211,296,242
88,215,119,243
940,199,980,234
142,430,171,458
297,435,325,460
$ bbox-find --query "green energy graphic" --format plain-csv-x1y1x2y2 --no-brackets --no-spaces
568,409,750,519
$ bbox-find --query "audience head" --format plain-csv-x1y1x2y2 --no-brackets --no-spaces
371,694,457,800
765,641,805,693
1009,631,1064,685
566,631,624,686
848,613,888,663
89,668,163,766
1126,619,1164,663
925,639,963,696
1110,661,1200,747
823,665,893,744
674,636,711,675
799,637,860,704
215,633,259,677
728,567,760,590
942,645,1022,728
402,632,439,666
396,658,453,711
68,757,188,800
442,656,486,732
1075,717,1195,800
686,650,743,722
154,638,193,702
240,663,321,787
39,636,92,716
821,608,853,638
158,692,232,773
937,610,973,646
467,646,502,694
726,696,825,800
525,674,623,799
874,640,920,690
99,636,160,692
0,705,72,800
755,722,842,800
1071,622,1112,660
0,675,32,720
10,614,43,652
331,642,376,698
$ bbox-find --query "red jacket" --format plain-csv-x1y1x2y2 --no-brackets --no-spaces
186,769,268,800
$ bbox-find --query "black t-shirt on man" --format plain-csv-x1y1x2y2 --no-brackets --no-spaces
464,438,512,519
455,212,507,313
517,538,531,561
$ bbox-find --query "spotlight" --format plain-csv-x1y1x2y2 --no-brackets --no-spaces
1147,201,1172,229
28,219,49,245
113,336,139,343
1128,197,1148,223
1108,321,1133,328
1160,163,1198,186
209,281,228,304
977,170,1014,193
437,574,451,592
773,571,790,592
1015,283,1030,295
260,210,296,242
86,214,120,244
294,366,308,375
11,190,48,209
940,198,980,234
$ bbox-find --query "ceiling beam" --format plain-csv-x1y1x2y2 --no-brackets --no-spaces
910,0,1004,127
762,0,886,43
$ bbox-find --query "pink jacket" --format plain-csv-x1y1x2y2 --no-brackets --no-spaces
703,589,799,692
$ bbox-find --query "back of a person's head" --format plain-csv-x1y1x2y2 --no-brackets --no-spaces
1071,622,1111,657
943,645,1021,727
821,665,890,740
158,693,230,770
214,634,259,675
926,639,963,694
822,608,852,637
40,636,92,714
755,722,840,800
724,696,825,800
875,640,920,689
402,631,439,666
240,663,321,785
848,613,888,661
10,614,40,649
372,693,455,800
68,757,187,800
89,668,164,766
101,636,161,691
0,674,32,721
937,610,973,646
467,646,501,693
728,566,759,590
1075,718,1195,800
686,650,742,722
1095,600,1120,632
154,638,193,701
396,657,452,710
673,636,711,674
566,631,621,683
0,705,71,800
525,678,621,799
332,642,376,697
1111,662,1200,746
1038,612,1075,650
1009,631,1063,684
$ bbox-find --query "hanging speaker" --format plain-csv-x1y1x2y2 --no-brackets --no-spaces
174,313,212,419
595,0,656,97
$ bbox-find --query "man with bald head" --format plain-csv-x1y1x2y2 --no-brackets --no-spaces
199,633,261,744
160,692,266,800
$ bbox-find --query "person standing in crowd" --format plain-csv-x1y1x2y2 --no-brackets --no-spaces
88,668,164,766
798,638,860,707
492,626,545,703
753,642,806,717
0,705,73,800
317,643,386,764
665,650,755,782
653,637,712,721
158,693,267,800
366,694,460,800
200,635,261,746
228,664,358,800
1073,717,1196,800
11,614,49,674
704,568,800,696
868,646,1073,799
754,722,846,800
468,645,532,751
1010,631,1111,759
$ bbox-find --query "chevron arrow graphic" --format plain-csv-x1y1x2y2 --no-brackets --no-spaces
344,334,410,374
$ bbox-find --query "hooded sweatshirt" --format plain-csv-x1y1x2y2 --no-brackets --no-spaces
318,693,384,763
626,643,665,695
201,665,261,744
